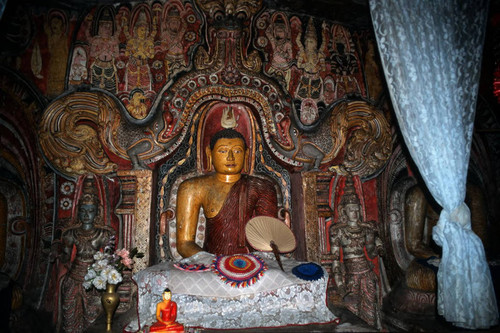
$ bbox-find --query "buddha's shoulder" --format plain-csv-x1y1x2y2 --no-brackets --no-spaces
246,174,275,187
178,174,215,189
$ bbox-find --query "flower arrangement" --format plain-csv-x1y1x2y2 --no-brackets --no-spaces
83,236,144,290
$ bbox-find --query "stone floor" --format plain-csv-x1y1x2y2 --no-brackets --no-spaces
86,299,499,333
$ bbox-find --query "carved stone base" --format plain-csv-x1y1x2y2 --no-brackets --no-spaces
386,281,436,316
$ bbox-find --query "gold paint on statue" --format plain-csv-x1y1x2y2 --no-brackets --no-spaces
176,136,248,257
175,128,279,258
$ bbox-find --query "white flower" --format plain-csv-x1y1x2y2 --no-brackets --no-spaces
107,269,123,284
92,275,107,290
93,259,109,272
84,269,97,281
93,251,105,261
83,281,92,290
100,265,112,278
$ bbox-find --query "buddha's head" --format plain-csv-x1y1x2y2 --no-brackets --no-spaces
206,129,248,176
162,288,172,301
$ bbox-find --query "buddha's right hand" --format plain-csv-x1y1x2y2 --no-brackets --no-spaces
179,251,216,266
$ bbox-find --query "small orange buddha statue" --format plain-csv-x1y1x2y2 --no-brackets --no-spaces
149,288,184,332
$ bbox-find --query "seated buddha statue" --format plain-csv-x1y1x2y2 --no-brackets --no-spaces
149,288,184,332
131,128,337,331
176,128,279,257
390,180,488,316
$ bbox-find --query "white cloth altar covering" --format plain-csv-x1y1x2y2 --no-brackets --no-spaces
128,252,338,330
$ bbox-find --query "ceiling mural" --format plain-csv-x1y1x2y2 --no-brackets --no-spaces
1,1,499,332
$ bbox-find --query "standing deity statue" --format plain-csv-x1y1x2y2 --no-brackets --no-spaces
122,9,157,92
58,177,115,333
329,176,384,328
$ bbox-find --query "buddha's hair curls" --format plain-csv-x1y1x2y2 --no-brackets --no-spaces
209,128,247,150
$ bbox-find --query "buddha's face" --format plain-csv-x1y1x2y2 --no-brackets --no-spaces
163,291,172,301
78,203,97,225
211,137,246,175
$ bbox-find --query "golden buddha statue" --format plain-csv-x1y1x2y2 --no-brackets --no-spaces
176,128,279,258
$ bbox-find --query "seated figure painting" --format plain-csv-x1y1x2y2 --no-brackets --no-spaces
176,128,278,257
131,127,337,331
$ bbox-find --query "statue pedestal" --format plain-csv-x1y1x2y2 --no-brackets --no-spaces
386,259,437,317
386,281,436,316
126,252,339,331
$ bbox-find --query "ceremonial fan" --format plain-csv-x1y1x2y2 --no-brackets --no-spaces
245,216,297,271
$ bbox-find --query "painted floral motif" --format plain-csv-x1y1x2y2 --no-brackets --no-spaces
60,181,75,195
60,197,72,210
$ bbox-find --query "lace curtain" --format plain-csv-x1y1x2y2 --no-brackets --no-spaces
369,0,498,329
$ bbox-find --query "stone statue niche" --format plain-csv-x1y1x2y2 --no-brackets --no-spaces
329,175,384,329
384,172,489,319
131,101,338,331
159,101,289,261
53,175,116,333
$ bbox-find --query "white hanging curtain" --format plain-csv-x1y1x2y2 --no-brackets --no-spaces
369,0,498,329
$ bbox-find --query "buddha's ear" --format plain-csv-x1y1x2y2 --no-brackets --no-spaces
205,145,213,172
243,148,249,173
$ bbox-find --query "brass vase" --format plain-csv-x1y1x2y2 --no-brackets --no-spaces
101,283,120,332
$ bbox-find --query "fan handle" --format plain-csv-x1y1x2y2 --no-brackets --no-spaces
270,241,284,271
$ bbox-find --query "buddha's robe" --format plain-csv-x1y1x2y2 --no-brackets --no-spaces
204,175,278,255
149,301,184,332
